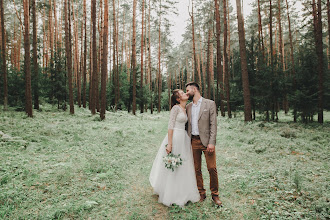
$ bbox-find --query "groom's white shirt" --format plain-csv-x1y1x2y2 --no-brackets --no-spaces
191,97,203,135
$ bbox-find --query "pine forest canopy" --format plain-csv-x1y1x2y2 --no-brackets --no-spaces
0,0,328,123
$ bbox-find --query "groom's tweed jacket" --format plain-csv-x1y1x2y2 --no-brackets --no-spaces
186,98,217,147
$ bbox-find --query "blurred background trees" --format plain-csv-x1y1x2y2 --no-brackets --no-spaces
0,0,328,122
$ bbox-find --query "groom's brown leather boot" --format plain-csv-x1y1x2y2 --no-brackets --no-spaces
199,194,206,202
212,195,223,207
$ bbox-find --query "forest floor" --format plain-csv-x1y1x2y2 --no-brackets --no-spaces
0,105,329,219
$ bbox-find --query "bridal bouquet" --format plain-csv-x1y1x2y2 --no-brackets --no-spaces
163,151,183,172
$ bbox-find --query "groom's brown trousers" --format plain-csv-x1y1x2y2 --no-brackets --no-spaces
191,135,219,196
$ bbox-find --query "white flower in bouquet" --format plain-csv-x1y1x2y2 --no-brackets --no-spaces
163,145,183,172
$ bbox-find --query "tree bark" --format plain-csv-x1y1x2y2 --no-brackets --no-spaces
100,0,108,120
236,0,252,121
223,0,231,117
214,0,225,116
65,0,74,114
140,0,145,113
91,0,97,114
54,0,57,52
32,0,39,110
199,35,205,95
82,0,87,108
157,0,162,113
190,0,199,84
132,0,137,115
278,0,288,114
314,0,324,123
73,3,81,108
258,0,265,63
112,0,118,110
148,0,152,89
0,0,8,110
207,29,212,99
48,0,53,62
24,0,33,117
285,0,296,121
269,0,274,121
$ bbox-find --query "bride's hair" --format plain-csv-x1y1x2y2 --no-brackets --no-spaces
171,89,181,109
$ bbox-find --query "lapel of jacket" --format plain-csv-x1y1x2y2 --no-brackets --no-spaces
198,98,206,121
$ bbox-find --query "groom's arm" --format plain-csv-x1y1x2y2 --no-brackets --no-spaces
208,101,217,146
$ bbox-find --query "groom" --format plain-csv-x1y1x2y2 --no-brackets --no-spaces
185,82,222,206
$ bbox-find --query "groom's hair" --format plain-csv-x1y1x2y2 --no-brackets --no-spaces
185,82,200,91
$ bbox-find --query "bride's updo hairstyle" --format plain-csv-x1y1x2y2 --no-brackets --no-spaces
171,89,181,109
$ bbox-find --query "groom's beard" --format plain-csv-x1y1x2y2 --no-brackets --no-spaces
188,93,194,101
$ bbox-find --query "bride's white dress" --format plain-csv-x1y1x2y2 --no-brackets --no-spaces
149,105,200,207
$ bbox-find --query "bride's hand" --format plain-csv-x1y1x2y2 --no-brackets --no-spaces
166,144,172,154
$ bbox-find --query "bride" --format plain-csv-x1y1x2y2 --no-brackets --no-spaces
149,89,200,207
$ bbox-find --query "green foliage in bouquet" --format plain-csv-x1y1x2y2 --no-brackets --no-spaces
163,152,183,172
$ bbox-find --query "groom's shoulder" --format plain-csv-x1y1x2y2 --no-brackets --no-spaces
187,102,192,108
203,98,215,105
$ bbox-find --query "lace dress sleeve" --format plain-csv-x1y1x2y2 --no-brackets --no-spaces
168,105,180,130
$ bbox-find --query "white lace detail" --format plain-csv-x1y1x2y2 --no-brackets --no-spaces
168,105,187,130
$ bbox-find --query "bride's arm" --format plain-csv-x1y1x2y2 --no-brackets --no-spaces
166,130,174,154
166,105,179,153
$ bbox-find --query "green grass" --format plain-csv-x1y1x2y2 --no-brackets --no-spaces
0,105,329,219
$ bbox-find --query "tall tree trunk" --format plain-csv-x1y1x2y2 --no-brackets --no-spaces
140,0,145,113
24,0,33,117
115,0,120,110
53,0,57,52
82,0,87,108
32,0,39,110
314,0,324,123
0,0,8,110
73,4,81,108
48,0,53,62
269,0,274,121
223,0,231,117
112,0,118,110
101,0,108,120
236,0,252,121
285,0,296,121
190,0,198,84
227,0,232,80
278,0,283,70
91,0,97,114
207,29,212,99
148,0,151,87
65,0,74,114
278,0,288,114
132,0,137,115
148,0,153,113
157,0,162,113
258,0,265,63
69,0,74,113
199,35,205,95
42,8,46,71
214,0,225,116
89,29,92,110
96,0,102,113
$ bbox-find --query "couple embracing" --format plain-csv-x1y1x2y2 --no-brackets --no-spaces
149,82,222,207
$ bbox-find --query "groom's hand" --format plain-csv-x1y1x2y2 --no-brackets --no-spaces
206,144,215,154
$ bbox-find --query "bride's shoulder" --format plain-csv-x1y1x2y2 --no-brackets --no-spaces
170,105,179,111
173,104,179,108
